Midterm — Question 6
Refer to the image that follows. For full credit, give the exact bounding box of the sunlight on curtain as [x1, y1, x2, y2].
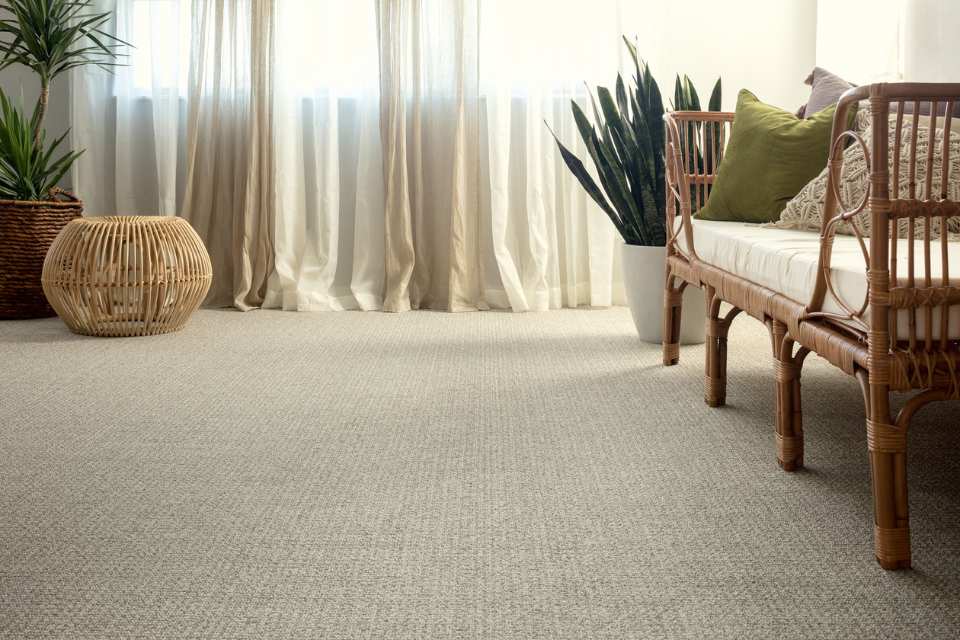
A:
[72, 0, 828, 312]
[267, 0, 385, 310]
[480, 0, 628, 310]
[376, 0, 482, 312]
[73, 0, 188, 218]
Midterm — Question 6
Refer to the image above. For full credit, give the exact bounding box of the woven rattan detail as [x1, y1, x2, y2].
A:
[42, 216, 212, 337]
[888, 286, 960, 308]
[705, 375, 725, 398]
[0, 198, 83, 318]
[866, 419, 907, 453]
[774, 359, 801, 383]
[889, 350, 960, 397]
[664, 88, 960, 569]
[874, 525, 911, 565]
[775, 433, 803, 464]
[663, 342, 680, 362]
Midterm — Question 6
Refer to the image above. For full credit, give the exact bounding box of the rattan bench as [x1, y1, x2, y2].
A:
[662, 82, 960, 570]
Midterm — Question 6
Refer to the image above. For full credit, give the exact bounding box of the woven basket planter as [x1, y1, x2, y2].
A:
[42, 216, 212, 337]
[0, 197, 83, 319]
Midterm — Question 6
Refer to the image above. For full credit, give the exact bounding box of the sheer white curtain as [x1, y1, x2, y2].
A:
[375, 0, 625, 311]
[72, 0, 825, 312]
[376, 0, 482, 312]
[266, 0, 384, 311]
[72, 0, 186, 219]
[73, 0, 275, 308]
[480, 0, 627, 310]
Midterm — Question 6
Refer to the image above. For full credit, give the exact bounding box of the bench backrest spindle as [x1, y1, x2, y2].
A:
[814, 83, 960, 395]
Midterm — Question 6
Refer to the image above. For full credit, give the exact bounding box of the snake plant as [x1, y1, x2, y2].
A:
[549, 37, 721, 246]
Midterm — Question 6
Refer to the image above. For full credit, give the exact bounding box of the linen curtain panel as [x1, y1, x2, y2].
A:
[73, 0, 635, 312]
[78, 0, 924, 311]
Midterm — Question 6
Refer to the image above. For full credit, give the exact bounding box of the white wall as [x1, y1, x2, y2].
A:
[0, 67, 70, 139]
[817, 0, 902, 83]
[627, 0, 818, 112]
[817, 0, 960, 84]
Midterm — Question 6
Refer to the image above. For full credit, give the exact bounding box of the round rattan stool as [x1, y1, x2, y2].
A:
[42, 216, 212, 337]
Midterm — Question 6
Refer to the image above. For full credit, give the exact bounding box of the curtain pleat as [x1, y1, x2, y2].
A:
[375, 0, 417, 312]
[376, 0, 481, 312]
[73, 0, 844, 314]
[180, 0, 274, 308]
[234, 0, 275, 310]
[446, 1, 482, 312]
[265, 1, 384, 311]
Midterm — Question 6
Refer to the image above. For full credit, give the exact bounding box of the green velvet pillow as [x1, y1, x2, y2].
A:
[697, 89, 837, 223]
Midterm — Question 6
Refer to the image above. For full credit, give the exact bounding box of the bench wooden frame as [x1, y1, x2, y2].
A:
[662, 83, 960, 569]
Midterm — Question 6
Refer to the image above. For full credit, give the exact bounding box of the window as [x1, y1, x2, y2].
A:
[123, 0, 189, 93]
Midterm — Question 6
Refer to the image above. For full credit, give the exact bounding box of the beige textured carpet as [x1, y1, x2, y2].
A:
[2, 308, 959, 639]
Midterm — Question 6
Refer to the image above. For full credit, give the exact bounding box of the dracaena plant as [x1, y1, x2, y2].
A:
[0, 90, 80, 199]
[549, 37, 721, 247]
[0, 0, 126, 200]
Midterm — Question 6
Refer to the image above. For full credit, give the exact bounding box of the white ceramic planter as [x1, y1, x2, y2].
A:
[621, 243, 705, 345]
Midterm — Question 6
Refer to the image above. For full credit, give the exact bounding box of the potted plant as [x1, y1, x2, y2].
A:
[549, 37, 720, 344]
[0, 0, 124, 319]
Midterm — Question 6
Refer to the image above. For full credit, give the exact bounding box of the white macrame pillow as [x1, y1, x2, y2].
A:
[773, 113, 960, 237]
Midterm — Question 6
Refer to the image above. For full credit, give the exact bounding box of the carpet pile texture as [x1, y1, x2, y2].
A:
[2, 309, 959, 639]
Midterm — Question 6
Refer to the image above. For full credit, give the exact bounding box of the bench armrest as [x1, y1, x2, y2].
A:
[810, 83, 960, 352]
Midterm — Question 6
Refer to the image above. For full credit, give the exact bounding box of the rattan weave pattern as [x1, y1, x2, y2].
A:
[0, 198, 83, 319]
[662, 83, 960, 570]
[42, 216, 212, 337]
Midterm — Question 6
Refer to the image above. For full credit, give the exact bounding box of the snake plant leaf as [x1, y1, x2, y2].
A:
[701, 77, 724, 195]
[622, 35, 641, 79]
[597, 87, 630, 155]
[607, 83, 645, 189]
[644, 66, 665, 172]
[571, 102, 632, 234]
[585, 83, 605, 132]
[684, 76, 702, 112]
[628, 92, 655, 181]
[547, 37, 720, 246]
[593, 129, 647, 243]
[598, 85, 645, 204]
[546, 122, 626, 237]
[591, 97, 648, 241]
[708, 77, 722, 112]
[615, 74, 630, 121]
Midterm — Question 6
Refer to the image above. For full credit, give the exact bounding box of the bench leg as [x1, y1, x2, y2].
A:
[768, 320, 808, 471]
[662, 275, 683, 366]
[858, 370, 912, 570]
[704, 287, 740, 407]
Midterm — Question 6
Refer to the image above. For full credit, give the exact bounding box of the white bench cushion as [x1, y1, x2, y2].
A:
[677, 218, 960, 340]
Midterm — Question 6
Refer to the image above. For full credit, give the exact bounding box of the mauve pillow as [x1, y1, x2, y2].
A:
[797, 67, 855, 118]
